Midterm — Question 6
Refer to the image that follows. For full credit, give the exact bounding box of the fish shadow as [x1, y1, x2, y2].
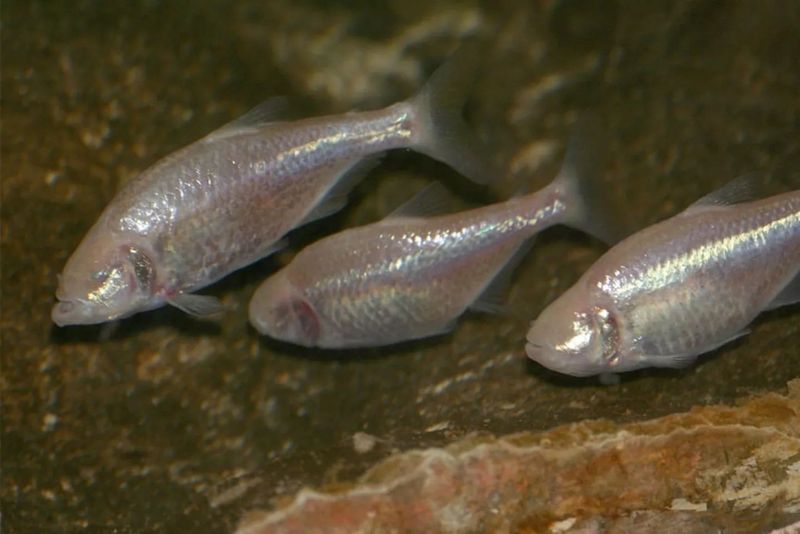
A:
[255, 325, 456, 364]
[523, 355, 716, 388]
[48, 306, 224, 344]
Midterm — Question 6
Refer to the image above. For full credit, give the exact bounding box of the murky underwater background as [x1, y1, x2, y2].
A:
[2, 0, 799, 531]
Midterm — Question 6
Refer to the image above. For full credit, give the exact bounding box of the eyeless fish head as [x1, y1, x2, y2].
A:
[525, 287, 621, 377]
[249, 272, 320, 347]
[52, 235, 156, 326]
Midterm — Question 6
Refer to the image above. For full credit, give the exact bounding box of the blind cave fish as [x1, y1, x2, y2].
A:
[526, 180, 800, 377]
[52, 48, 495, 326]
[248, 129, 618, 348]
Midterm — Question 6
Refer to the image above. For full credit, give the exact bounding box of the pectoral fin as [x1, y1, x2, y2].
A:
[168, 293, 226, 317]
[431, 318, 459, 337]
[641, 329, 751, 369]
[641, 351, 698, 369]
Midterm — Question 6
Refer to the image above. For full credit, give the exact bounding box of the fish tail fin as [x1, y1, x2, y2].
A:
[409, 43, 496, 186]
[551, 116, 628, 244]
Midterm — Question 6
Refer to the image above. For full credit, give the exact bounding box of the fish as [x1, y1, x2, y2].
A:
[248, 127, 618, 348]
[525, 179, 800, 377]
[51, 47, 495, 326]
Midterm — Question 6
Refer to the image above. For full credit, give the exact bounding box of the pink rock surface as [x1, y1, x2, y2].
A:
[238, 381, 800, 533]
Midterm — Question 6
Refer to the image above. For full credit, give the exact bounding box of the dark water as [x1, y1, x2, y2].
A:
[2, 0, 799, 531]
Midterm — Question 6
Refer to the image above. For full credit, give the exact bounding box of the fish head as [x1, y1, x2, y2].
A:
[249, 271, 321, 347]
[525, 285, 622, 377]
[52, 233, 158, 326]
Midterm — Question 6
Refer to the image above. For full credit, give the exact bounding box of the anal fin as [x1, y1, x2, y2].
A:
[767, 272, 800, 310]
[299, 197, 349, 226]
[263, 238, 288, 258]
[300, 154, 385, 226]
[469, 239, 536, 315]
[384, 181, 455, 221]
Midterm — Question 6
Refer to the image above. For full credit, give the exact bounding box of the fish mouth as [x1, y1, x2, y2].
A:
[525, 341, 598, 377]
[54, 300, 76, 314]
[524, 341, 550, 358]
[52, 300, 80, 327]
[51, 299, 104, 327]
[525, 341, 550, 362]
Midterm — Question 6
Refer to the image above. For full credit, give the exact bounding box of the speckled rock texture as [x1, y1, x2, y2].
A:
[237, 381, 800, 533]
[2, 0, 799, 532]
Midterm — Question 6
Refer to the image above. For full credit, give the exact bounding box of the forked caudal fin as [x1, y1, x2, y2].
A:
[551, 116, 628, 245]
[409, 42, 497, 186]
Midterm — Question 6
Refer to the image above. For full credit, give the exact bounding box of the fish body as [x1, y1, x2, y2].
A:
[52, 49, 492, 326]
[249, 129, 615, 348]
[526, 185, 800, 376]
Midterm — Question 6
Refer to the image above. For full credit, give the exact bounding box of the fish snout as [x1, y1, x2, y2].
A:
[248, 303, 273, 336]
[51, 299, 104, 326]
[525, 320, 601, 378]
[52, 300, 78, 327]
[524, 341, 543, 357]
[524, 340, 558, 369]
[248, 287, 290, 338]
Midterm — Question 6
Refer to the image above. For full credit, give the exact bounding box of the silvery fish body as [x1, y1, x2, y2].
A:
[526, 185, 800, 377]
[52, 50, 492, 326]
[248, 137, 614, 349]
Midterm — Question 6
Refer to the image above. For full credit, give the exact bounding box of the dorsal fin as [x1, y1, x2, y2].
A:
[384, 182, 456, 221]
[203, 97, 289, 142]
[682, 174, 759, 214]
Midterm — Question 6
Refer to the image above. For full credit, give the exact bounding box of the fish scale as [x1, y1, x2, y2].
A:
[623, 196, 798, 355]
[53, 46, 496, 326]
[248, 129, 617, 349]
[527, 187, 800, 376]
[318, 221, 520, 336]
